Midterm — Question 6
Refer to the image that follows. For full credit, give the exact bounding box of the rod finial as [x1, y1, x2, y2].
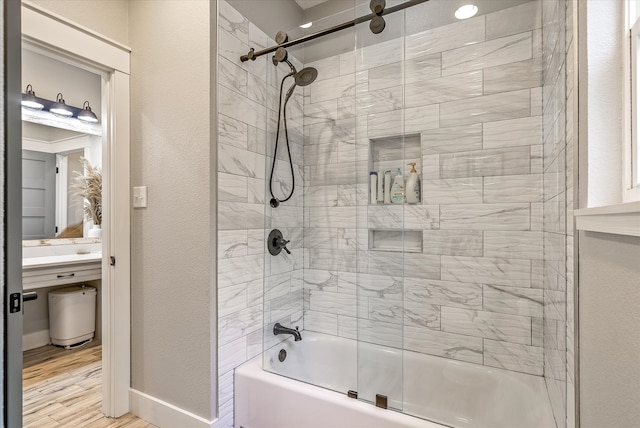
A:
[240, 48, 256, 62]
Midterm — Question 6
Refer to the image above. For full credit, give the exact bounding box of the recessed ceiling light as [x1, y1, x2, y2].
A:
[455, 4, 478, 20]
[300, 22, 312, 29]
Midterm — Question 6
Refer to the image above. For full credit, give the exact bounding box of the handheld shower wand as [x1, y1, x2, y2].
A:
[268, 46, 318, 208]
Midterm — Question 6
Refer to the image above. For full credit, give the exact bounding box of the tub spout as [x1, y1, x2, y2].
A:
[273, 323, 302, 341]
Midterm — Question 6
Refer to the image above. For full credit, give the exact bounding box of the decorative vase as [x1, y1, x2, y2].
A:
[88, 224, 102, 238]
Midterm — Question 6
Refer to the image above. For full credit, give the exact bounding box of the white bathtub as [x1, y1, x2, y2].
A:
[235, 332, 556, 428]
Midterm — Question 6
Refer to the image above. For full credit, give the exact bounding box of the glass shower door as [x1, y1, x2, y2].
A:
[262, 9, 362, 398]
[354, 0, 407, 411]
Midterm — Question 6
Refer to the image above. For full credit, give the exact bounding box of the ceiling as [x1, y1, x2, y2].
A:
[23, 121, 86, 144]
[294, 0, 328, 10]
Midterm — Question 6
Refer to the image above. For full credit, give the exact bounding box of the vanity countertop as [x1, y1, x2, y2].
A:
[23, 253, 102, 269]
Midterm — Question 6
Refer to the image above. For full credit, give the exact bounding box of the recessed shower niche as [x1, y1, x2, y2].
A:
[368, 133, 422, 204]
[368, 229, 423, 253]
[367, 133, 423, 253]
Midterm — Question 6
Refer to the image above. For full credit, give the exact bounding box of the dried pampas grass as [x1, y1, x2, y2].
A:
[71, 158, 102, 226]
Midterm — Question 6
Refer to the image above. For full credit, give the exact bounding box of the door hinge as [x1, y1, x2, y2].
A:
[55, 226, 58, 233]
[56, 167, 59, 174]
[110, 256, 116, 266]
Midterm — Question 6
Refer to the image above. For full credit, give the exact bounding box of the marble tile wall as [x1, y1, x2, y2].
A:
[216, 2, 304, 426]
[303, 1, 546, 378]
[542, 0, 575, 427]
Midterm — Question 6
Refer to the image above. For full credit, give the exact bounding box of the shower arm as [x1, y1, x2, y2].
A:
[239, 0, 430, 62]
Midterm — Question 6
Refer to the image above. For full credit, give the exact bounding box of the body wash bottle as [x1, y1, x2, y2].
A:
[405, 162, 421, 204]
[390, 167, 405, 204]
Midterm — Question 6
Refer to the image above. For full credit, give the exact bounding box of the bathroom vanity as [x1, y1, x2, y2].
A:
[23, 252, 101, 290]
[22, 238, 102, 351]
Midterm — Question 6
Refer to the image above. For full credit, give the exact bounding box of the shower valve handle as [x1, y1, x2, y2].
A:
[277, 237, 291, 254]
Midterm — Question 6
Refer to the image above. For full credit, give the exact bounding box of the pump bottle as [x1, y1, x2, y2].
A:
[405, 162, 421, 204]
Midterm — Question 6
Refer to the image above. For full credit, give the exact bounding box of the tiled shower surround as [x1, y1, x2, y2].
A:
[216, 1, 304, 426]
[216, 1, 573, 427]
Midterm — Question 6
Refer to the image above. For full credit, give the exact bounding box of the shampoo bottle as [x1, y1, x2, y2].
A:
[405, 162, 421, 204]
[369, 172, 377, 204]
[390, 167, 405, 204]
[384, 170, 392, 204]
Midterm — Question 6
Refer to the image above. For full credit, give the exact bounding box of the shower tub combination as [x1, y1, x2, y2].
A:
[229, 0, 563, 425]
[235, 332, 556, 428]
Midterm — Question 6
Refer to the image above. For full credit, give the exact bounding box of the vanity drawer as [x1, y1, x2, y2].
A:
[23, 262, 101, 290]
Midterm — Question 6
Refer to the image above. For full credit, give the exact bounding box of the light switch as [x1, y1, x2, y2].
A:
[133, 186, 148, 208]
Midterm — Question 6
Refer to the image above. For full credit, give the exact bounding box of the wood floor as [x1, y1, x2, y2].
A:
[23, 344, 156, 428]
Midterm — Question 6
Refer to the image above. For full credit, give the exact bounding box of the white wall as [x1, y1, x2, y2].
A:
[578, 231, 640, 428]
[129, 0, 214, 421]
[576, 4, 640, 428]
[28, 0, 129, 45]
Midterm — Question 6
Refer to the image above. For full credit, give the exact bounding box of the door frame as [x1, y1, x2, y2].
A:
[20, 2, 132, 417]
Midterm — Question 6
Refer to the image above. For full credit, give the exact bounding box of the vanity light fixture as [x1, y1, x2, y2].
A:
[21, 84, 44, 110]
[299, 22, 313, 29]
[454, 4, 478, 20]
[49, 92, 74, 117]
[77, 100, 99, 123]
[21, 88, 100, 124]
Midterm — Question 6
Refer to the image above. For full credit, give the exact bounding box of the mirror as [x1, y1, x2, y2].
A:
[22, 49, 103, 241]
[22, 122, 101, 240]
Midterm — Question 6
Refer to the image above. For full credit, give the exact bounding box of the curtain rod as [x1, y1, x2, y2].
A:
[239, 0, 430, 62]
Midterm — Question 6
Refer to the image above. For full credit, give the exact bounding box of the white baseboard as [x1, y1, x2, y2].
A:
[129, 388, 217, 428]
[23, 329, 50, 351]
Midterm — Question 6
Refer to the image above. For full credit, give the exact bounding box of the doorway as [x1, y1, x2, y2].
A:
[8, 3, 133, 424]
[21, 47, 105, 423]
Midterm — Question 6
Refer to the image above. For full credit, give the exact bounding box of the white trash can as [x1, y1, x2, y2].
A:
[48, 285, 96, 348]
